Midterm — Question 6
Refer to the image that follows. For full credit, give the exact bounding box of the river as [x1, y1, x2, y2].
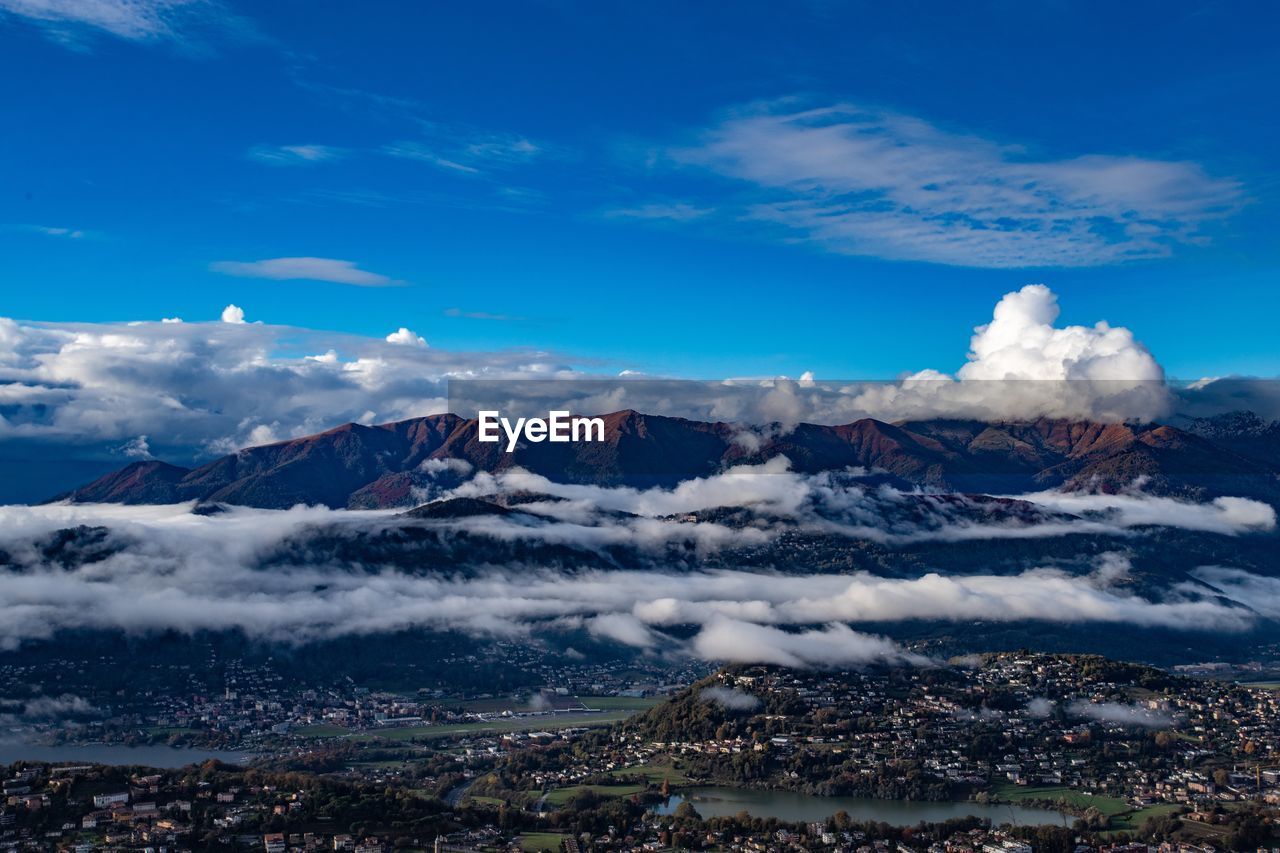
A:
[655, 786, 1068, 827]
[0, 741, 251, 768]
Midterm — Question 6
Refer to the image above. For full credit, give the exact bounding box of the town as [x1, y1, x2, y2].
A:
[4, 654, 1280, 851]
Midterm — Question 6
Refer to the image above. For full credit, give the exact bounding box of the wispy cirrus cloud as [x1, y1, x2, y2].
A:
[0, 0, 257, 50]
[385, 142, 482, 174]
[444, 307, 523, 322]
[4, 223, 89, 239]
[384, 122, 545, 176]
[210, 256, 403, 287]
[604, 202, 714, 222]
[661, 100, 1245, 268]
[247, 144, 345, 166]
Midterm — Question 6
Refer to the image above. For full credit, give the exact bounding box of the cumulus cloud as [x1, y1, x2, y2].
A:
[0, 284, 1266, 494]
[668, 101, 1243, 268]
[211, 257, 403, 287]
[118, 435, 152, 459]
[450, 285, 1174, 425]
[385, 327, 427, 347]
[832, 284, 1169, 423]
[960, 285, 1162, 382]
[0, 315, 570, 461]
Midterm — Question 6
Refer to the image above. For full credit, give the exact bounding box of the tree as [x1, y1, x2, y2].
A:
[675, 801, 702, 821]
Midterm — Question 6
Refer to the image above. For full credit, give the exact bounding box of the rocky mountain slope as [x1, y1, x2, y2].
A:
[54, 409, 1280, 508]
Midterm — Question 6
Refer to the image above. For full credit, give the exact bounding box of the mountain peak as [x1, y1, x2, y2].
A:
[52, 412, 1280, 509]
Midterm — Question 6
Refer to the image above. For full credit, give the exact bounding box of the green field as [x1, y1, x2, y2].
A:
[994, 783, 1128, 816]
[994, 784, 1180, 831]
[519, 832, 566, 852]
[543, 783, 648, 806]
[607, 758, 689, 784]
[1107, 803, 1182, 831]
[347, 710, 635, 742]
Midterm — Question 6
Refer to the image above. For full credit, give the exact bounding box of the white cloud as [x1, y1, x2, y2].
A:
[0, 284, 1262, 471]
[1067, 700, 1173, 728]
[247, 144, 345, 166]
[444, 308, 521, 322]
[385, 144, 481, 174]
[1188, 568, 1280, 621]
[0, 0, 254, 49]
[4, 224, 91, 239]
[723, 284, 1169, 424]
[32, 225, 86, 238]
[959, 285, 1162, 382]
[604, 203, 713, 222]
[211, 257, 402, 287]
[586, 613, 657, 648]
[385, 327, 427, 348]
[0, 0, 196, 40]
[0, 315, 569, 456]
[0, 503, 1263, 657]
[692, 618, 925, 668]
[670, 101, 1244, 268]
[118, 435, 152, 459]
[382, 120, 547, 179]
[700, 686, 761, 711]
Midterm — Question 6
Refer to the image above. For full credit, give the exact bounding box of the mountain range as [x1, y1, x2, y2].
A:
[53, 409, 1280, 509]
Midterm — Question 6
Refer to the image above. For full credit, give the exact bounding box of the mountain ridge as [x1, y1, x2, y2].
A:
[52, 409, 1280, 509]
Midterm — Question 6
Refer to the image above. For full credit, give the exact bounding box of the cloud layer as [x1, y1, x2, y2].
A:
[0, 314, 568, 457]
[0, 473, 1269, 664]
[0, 284, 1272, 500]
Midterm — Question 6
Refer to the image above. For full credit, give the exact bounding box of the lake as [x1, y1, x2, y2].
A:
[0, 741, 251, 768]
[655, 786, 1068, 827]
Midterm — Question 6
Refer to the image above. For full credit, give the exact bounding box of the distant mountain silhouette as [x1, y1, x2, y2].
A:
[53, 409, 1280, 508]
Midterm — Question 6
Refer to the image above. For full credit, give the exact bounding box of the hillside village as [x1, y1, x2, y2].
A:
[14, 654, 1278, 850]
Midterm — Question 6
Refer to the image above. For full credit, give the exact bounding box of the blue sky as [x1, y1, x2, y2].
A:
[1, 0, 1277, 379]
